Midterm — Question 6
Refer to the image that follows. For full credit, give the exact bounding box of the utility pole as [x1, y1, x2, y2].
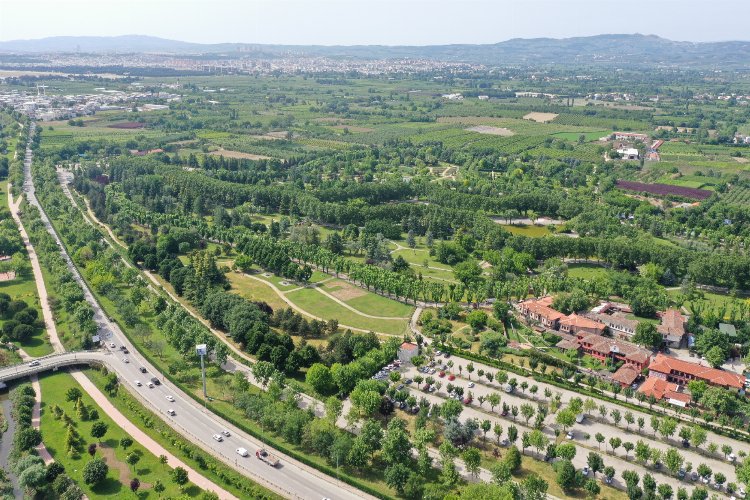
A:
[196, 343, 207, 398]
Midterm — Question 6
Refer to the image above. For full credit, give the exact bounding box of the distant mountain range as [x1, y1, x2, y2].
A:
[1, 34, 750, 67]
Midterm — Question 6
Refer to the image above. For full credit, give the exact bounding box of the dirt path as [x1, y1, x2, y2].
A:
[8, 187, 63, 354]
[71, 370, 237, 500]
[242, 273, 401, 336]
[312, 285, 411, 320]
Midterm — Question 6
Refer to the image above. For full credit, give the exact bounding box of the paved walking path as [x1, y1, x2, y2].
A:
[71, 370, 237, 500]
[8, 187, 63, 354]
[18, 162, 236, 499]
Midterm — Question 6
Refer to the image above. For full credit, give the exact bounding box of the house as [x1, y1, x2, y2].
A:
[612, 364, 640, 387]
[617, 147, 640, 160]
[588, 312, 639, 340]
[398, 342, 420, 363]
[612, 132, 649, 142]
[558, 333, 651, 371]
[638, 377, 692, 407]
[559, 314, 606, 336]
[657, 309, 687, 348]
[518, 297, 564, 330]
[647, 353, 745, 392]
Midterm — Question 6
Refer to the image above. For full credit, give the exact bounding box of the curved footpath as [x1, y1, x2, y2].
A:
[26, 135, 369, 500]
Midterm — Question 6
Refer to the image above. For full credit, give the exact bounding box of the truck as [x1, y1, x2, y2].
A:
[256, 448, 280, 467]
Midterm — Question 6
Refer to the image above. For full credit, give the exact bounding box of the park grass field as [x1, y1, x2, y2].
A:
[567, 263, 610, 280]
[501, 224, 556, 237]
[285, 287, 410, 335]
[319, 279, 414, 318]
[39, 371, 200, 498]
[226, 270, 289, 311]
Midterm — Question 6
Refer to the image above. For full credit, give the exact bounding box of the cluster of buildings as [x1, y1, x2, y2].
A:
[0, 87, 180, 121]
[518, 296, 745, 407]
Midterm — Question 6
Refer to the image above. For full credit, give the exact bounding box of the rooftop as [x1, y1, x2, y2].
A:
[639, 377, 692, 405]
[649, 353, 745, 389]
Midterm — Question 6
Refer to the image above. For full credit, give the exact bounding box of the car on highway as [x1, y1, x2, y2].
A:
[212, 434, 223, 442]
[236, 447, 249, 457]
[147, 382, 155, 388]
[166, 409, 176, 416]
[221, 430, 231, 437]
[135, 380, 142, 387]
[139, 367, 147, 373]
[150, 377, 161, 386]
[108, 342, 116, 348]
[165, 395, 175, 402]
[28, 360, 40, 367]
[123, 358, 129, 363]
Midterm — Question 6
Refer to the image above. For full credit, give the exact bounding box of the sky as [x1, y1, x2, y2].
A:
[1, 0, 748, 45]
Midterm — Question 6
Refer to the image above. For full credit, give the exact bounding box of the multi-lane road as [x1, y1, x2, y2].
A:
[19, 124, 369, 500]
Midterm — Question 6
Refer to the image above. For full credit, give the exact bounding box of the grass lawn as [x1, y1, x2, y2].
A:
[501, 224, 556, 237]
[285, 288, 410, 336]
[226, 270, 288, 311]
[85, 369, 282, 500]
[567, 263, 610, 280]
[39, 371, 202, 498]
[319, 279, 414, 318]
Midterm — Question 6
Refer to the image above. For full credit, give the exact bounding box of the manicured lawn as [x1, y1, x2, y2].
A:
[320, 279, 414, 318]
[39, 371, 201, 498]
[568, 263, 610, 280]
[285, 288, 410, 336]
[501, 224, 556, 237]
[226, 270, 288, 311]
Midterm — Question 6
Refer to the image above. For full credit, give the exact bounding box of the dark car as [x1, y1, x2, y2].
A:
[139, 367, 147, 374]
[150, 377, 161, 386]
[682, 439, 690, 448]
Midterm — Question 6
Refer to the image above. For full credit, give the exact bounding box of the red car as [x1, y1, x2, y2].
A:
[438, 371, 445, 378]
[462, 397, 472, 405]
[448, 374, 456, 381]
[422, 384, 430, 391]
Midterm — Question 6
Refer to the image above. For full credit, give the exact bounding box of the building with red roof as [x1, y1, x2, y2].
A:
[519, 297, 564, 329]
[398, 342, 420, 363]
[648, 353, 745, 391]
[638, 377, 692, 407]
[657, 308, 688, 347]
[560, 314, 606, 336]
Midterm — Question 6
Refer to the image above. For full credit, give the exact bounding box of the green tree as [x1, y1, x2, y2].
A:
[125, 451, 141, 473]
[171, 466, 189, 489]
[587, 452, 604, 477]
[555, 459, 578, 492]
[90, 421, 108, 443]
[632, 322, 663, 349]
[462, 447, 481, 478]
[82, 458, 108, 485]
[306, 363, 334, 395]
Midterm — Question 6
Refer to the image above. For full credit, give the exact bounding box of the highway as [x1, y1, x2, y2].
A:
[19, 124, 370, 500]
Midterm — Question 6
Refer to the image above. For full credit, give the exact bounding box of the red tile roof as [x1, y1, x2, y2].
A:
[520, 299, 564, 322]
[649, 354, 745, 389]
[612, 365, 639, 386]
[400, 342, 419, 351]
[657, 309, 686, 336]
[560, 314, 606, 331]
[579, 333, 651, 365]
[639, 377, 691, 404]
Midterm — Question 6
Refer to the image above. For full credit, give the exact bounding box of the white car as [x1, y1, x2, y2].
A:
[123, 357, 129, 363]
[28, 360, 40, 367]
[135, 380, 142, 387]
[109, 342, 116, 348]
[236, 447, 249, 457]
[566, 431, 574, 440]
[165, 395, 175, 402]
[221, 430, 231, 437]
[167, 409, 176, 416]
[212, 434, 223, 442]
[468, 382, 475, 388]
[147, 382, 155, 388]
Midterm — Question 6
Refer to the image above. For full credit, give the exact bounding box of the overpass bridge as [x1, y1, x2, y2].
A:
[0, 351, 108, 385]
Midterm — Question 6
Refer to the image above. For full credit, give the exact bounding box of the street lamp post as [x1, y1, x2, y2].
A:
[196, 344, 207, 399]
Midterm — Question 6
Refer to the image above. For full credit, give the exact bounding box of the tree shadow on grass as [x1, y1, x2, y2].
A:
[91, 476, 123, 495]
